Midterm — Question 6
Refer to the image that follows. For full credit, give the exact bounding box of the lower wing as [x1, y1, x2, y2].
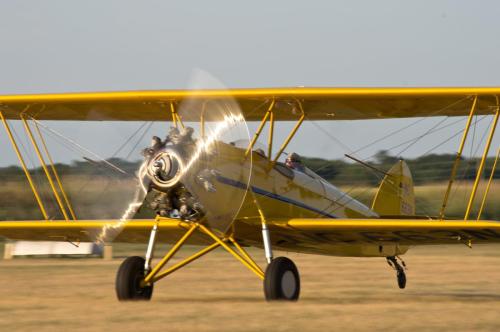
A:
[1, 218, 500, 256]
[234, 218, 500, 256]
[0, 219, 210, 245]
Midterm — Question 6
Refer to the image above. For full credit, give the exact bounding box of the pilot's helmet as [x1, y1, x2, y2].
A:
[285, 152, 302, 168]
[288, 153, 302, 163]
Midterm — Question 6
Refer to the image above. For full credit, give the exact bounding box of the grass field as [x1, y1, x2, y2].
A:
[342, 181, 500, 220]
[1, 243, 500, 331]
[1, 176, 499, 331]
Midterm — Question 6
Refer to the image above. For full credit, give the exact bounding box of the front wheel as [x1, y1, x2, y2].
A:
[263, 257, 300, 301]
[116, 256, 153, 301]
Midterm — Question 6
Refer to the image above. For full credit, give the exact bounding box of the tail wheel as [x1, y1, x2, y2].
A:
[397, 270, 407, 289]
[264, 257, 300, 301]
[116, 256, 153, 301]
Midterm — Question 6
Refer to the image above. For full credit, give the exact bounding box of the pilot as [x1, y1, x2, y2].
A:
[285, 153, 305, 172]
[254, 148, 266, 158]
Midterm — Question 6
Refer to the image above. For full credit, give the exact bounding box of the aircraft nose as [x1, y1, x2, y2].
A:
[147, 150, 183, 189]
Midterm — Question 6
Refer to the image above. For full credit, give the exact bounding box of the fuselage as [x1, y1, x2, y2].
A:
[147, 140, 407, 257]
[238, 151, 378, 220]
[229, 148, 408, 257]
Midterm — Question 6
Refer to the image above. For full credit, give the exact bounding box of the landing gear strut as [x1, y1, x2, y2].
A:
[258, 197, 300, 301]
[115, 216, 302, 302]
[386, 256, 407, 289]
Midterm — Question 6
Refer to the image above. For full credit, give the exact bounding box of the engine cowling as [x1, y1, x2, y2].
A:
[146, 148, 184, 190]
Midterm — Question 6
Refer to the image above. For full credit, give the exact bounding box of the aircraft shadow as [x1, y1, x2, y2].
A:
[155, 296, 264, 304]
[299, 292, 500, 304]
[153, 291, 500, 304]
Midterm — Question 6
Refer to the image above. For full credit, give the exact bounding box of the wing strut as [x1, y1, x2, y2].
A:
[477, 147, 500, 219]
[32, 120, 77, 220]
[141, 218, 265, 287]
[245, 99, 275, 157]
[21, 115, 71, 221]
[465, 106, 499, 220]
[273, 102, 305, 163]
[439, 96, 478, 219]
[0, 110, 49, 220]
[1, 110, 77, 221]
[169, 101, 184, 129]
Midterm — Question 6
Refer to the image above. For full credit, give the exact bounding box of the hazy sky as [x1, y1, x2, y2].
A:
[1, 1, 500, 166]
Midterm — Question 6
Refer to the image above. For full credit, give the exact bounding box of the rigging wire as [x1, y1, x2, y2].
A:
[306, 110, 490, 217]
[84, 119, 152, 204]
[411, 116, 486, 215]
[352, 96, 470, 155]
[357, 116, 474, 213]
[31, 118, 129, 175]
[111, 122, 149, 158]
[305, 118, 354, 155]
[421, 116, 488, 156]
[32, 120, 136, 218]
[396, 117, 449, 157]
[351, 116, 482, 216]
[125, 121, 154, 160]
[363, 117, 466, 161]
[93, 121, 155, 206]
[281, 116, 456, 217]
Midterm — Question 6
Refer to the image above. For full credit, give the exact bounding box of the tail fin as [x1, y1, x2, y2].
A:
[371, 160, 415, 216]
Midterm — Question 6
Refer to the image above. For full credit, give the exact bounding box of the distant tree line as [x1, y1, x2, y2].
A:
[0, 157, 139, 182]
[0, 151, 498, 186]
[302, 150, 499, 186]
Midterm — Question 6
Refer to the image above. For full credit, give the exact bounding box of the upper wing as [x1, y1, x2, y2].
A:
[1, 87, 499, 121]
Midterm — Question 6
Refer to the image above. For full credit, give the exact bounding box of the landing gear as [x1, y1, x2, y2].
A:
[116, 256, 153, 301]
[386, 256, 407, 289]
[397, 270, 406, 289]
[257, 195, 300, 301]
[115, 220, 299, 302]
[264, 257, 300, 301]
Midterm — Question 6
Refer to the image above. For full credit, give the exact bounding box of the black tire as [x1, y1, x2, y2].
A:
[116, 256, 153, 301]
[397, 270, 406, 289]
[264, 257, 300, 301]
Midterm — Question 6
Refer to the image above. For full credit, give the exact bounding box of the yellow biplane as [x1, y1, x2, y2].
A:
[0, 86, 499, 301]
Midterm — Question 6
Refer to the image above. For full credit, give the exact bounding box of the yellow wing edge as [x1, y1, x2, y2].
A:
[2, 218, 500, 250]
[2, 86, 500, 102]
[1, 86, 499, 121]
[0, 219, 211, 245]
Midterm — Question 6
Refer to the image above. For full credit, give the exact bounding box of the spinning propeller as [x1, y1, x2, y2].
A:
[95, 71, 253, 242]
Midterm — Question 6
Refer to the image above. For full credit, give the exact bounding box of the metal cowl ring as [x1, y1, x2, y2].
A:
[147, 148, 184, 190]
